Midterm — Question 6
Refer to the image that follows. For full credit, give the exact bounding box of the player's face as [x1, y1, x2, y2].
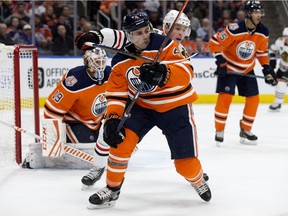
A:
[130, 26, 151, 50]
[250, 10, 262, 25]
[167, 24, 188, 44]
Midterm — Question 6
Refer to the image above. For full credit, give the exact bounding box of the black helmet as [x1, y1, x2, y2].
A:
[122, 12, 150, 33]
[244, 1, 264, 15]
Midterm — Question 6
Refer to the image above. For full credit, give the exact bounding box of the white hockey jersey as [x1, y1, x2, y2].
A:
[269, 37, 288, 72]
[99, 28, 189, 58]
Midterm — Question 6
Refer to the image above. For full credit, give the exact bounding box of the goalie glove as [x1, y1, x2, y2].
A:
[75, 31, 104, 50]
[262, 65, 277, 86]
[139, 62, 170, 87]
[103, 115, 125, 148]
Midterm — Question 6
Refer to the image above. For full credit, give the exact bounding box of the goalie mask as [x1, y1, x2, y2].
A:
[163, 10, 191, 37]
[84, 47, 107, 84]
[122, 12, 152, 43]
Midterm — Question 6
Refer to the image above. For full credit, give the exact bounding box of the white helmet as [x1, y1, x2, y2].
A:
[84, 47, 107, 84]
[163, 10, 191, 36]
[283, 27, 288, 37]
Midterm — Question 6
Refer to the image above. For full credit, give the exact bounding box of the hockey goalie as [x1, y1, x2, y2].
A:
[23, 47, 111, 170]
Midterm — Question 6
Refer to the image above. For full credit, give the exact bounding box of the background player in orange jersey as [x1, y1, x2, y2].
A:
[23, 48, 112, 170]
[209, 1, 277, 146]
[87, 12, 211, 209]
[268, 27, 288, 111]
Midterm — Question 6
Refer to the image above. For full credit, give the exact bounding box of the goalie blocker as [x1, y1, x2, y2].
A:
[23, 119, 102, 169]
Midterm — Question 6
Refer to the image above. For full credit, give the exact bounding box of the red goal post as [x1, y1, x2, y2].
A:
[0, 44, 40, 165]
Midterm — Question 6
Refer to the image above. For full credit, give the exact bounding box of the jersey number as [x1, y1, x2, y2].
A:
[52, 90, 63, 103]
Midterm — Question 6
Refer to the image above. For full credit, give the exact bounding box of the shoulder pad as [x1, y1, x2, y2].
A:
[228, 23, 239, 31]
[63, 66, 94, 91]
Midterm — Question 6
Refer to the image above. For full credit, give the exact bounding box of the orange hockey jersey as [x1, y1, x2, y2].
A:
[44, 65, 111, 131]
[209, 20, 269, 73]
[105, 33, 198, 118]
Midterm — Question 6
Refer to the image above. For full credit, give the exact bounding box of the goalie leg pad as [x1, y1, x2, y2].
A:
[42, 119, 66, 157]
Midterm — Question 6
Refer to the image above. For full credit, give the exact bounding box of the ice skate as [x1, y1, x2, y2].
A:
[81, 166, 105, 190]
[87, 185, 121, 209]
[269, 103, 281, 112]
[192, 179, 212, 202]
[239, 128, 258, 145]
[215, 130, 224, 147]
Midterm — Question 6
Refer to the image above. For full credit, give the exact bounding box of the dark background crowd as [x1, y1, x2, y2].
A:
[0, 0, 246, 56]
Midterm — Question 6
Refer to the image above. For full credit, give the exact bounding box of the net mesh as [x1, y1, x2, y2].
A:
[0, 45, 38, 166]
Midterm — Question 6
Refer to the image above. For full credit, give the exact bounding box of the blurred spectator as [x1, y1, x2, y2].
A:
[61, 5, 73, 31]
[197, 18, 215, 42]
[0, 22, 15, 45]
[215, 9, 231, 30]
[216, 18, 230, 32]
[0, 2, 12, 22]
[77, 16, 89, 32]
[110, 1, 130, 28]
[52, 14, 73, 38]
[182, 37, 210, 56]
[82, 21, 94, 33]
[235, 9, 245, 22]
[148, 9, 162, 30]
[193, 1, 208, 21]
[51, 24, 73, 55]
[5, 2, 30, 26]
[186, 8, 200, 40]
[40, 5, 57, 29]
[18, 24, 33, 45]
[213, 0, 226, 25]
[7, 16, 22, 43]
[192, 37, 210, 56]
[35, 14, 52, 43]
[28, 1, 46, 16]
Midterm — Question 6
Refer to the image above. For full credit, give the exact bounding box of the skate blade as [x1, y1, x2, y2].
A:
[87, 201, 116, 209]
[269, 109, 280, 112]
[240, 138, 257, 145]
[216, 141, 223, 147]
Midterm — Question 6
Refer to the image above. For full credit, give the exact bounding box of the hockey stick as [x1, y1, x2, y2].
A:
[0, 120, 94, 164]
[84, 42, 195, 65]
[116, 0, 189, 133]
[210, 67, 265, 79]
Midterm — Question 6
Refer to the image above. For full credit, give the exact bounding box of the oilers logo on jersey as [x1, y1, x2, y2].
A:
[126, 66, 156, 92]
[92, 93, 107, 116]
[237, 41, 255, 60]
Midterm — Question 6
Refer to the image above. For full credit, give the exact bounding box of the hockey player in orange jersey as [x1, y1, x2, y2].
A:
[209, 1, 277, 146]
[87, 12, 211, 209]
[23, 48, 112, 169]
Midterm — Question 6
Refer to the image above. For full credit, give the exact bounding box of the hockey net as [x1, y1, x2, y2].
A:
[0, 44, 40, 166]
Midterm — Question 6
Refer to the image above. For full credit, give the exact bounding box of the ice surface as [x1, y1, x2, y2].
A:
[0, 104, 288, 216]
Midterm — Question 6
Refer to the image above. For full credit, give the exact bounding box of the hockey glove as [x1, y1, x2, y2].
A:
[75, 31, 103, 50]
[262, 65, 277, 86]
[103, 116, 125, 148]
[215, 55, 227, 77]
[139, 63, 170, 87]
[269, 53, 277, 69]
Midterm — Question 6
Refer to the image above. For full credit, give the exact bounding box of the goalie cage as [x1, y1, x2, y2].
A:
[0, 44, 40, 166]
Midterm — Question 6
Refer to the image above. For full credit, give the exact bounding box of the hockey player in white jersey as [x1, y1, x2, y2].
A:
[269, 27, 288, 111]
[75, 10, 191, 57]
